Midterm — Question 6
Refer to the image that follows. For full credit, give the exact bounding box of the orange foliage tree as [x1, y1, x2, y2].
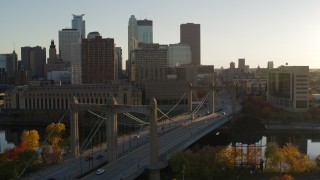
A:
[46, 122, 65, 163]
[21, 130, 40, 150]
[279, 143, 312, 173]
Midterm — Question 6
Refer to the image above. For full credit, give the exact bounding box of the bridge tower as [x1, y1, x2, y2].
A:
[148, 98, 163, 180]
[107, 98, 118, 161]
[208, 83, 215, 114]
[188, 82, 193, 113]
[187, 82, 215, 114]
[232, 83, 236, 113]
[70, 97, 80, 157]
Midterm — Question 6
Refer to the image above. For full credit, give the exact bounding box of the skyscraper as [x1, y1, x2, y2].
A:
[268, 61, 274, 69]
[30, 46, 46, 79]
[180, 23, 201, 65]
[20, 46, 46, 79]
[230, 62, 235, 69]
[21, 47, 32, 70]
[238, 58, 245, 73]
[82, 34, 117, 84]
[131, 43, 168, 87]
[116, 47, 123, 79]
[167, 44, 192, 68]
[0, 51, 18, 84]
[137, 19, 153, 44]
[72, 14, 86, 39]
[128, 15, 138, 58]
[59, 28, 81, 84]
[44, 40, 68, 80]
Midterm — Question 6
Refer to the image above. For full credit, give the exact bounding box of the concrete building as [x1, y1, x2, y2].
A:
[87, 31, 100, 40]
[197, 65, 215, 84]
[144, 81, 188, 105]
[47, 71, 71, 84]
[59, 29, 82, 84]
[20, 46, 46, 79]
[167, 44, 192, 68]
[131, 43, 168, 87]
[267, 66, 309, 112]
[176, 64, 198, 84]
[72, 14, 86, 39]
[230, 62, 235, 69]
[82, 35, 117, 84]
[0, 51, 18, 84]
[3, 80, 142, 111]
[137, 19, 153, 44]
[14, 70, 32, 86]
[180, 23, 201, 65]
[21, 47, 32, 70]
[44, 40, 68, 80]
[238, 58, 245, 73]
[268, 61, 274, 69]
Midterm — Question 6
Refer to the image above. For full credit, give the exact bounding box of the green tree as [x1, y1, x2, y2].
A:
[0, 159, 19, 179]
[170, 151, 188, 178]
[265, 142, 280, 172]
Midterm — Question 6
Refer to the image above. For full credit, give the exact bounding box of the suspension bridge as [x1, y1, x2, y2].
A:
[21, 83, 238, 180]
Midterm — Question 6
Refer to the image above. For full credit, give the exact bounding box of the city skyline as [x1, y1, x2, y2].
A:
[1, 0, 320, 68]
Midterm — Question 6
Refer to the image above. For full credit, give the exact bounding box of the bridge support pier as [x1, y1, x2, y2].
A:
[232, 83, 236, 113]
[188, 82, 193, 113]
[107, 98, 118, 162]
[70, 97, 79, 157]
[148, 98, 161, 180]
[208, 83, 215, 114]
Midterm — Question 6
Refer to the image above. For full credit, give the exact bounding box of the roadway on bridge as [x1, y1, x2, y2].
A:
[23, 90, 235, 179]
[23, 113, 192, 180]
[82, 113, 228, 180]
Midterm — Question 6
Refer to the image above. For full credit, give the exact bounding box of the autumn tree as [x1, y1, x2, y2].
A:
[21, 130, 40, 150]
[279, 143, 312, 173]
[315, 154, 320, 170]
[46, 122, 66, 163]
[46, 123, 65, 147]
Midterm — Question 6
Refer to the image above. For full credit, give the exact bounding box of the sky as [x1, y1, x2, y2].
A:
[1, 0, 320, 69]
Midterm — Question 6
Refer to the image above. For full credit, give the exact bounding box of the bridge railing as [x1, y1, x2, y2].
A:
[159, 115, 233, 162]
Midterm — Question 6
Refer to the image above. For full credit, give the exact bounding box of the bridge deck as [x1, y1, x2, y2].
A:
[83, 113, 231, 180]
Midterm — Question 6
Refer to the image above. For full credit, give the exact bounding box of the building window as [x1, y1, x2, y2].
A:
[296, 100, 307, 108]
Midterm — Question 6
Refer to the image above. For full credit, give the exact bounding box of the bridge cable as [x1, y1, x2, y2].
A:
[81, 109, 111, 153]
[187, 92, 209, 118]
[123, 112, 149, 125]
[157, 89, 187, 121]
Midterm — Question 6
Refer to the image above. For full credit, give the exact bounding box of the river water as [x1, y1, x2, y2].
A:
[1, 128, 320, 160]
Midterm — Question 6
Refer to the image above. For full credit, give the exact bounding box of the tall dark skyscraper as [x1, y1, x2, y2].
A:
[21, 46, 46, 79]
[180, 23, 201, 65]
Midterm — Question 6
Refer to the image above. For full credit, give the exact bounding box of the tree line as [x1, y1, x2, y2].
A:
[0, 122, 68, 179]
[170, 143, 320, 179]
